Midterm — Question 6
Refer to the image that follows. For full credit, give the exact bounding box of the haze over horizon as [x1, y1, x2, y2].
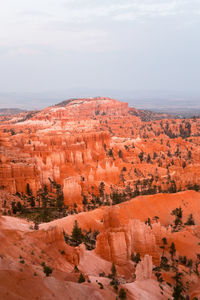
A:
[1, 0, 200, 109]
[1, 4, 200, 298]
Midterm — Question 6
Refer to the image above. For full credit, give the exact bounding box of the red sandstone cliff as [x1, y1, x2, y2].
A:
[1, 190, 200, 299]
[0, 97, 200, 209]
[0, 97, 200, 299]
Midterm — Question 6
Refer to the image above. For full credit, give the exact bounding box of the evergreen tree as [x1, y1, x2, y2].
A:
[170, 242, 176, 260]
[131, 252, 141, 264]
[162, 237, 167, 245]
[169, 180, 177, 193]
[172, 272, 185, 300]
[118, 149, 123, 158]
[111, 262, 117, 277]
[82, 195, 88, 206]
[71, 220, 83, 245]
[41, 184, 48, 209]
[78, 273, 85, 283]
[26, 183, 32, 196]
[99, 182, 105, 199]
[138, 152, 144, 162]
[147, 154, 151, 163]
[160, 237, 167, 256]
[42, 263, 53, 277]
[185, 214, 195, 226]
[56, 183, 64, 210]
[171, 207, 183, 230]
[119, 288, 127, 299]
[108, 149, 113, 157]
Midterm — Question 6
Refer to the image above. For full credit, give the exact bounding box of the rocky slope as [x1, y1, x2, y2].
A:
[0, 97, 200, 299]
[0, 191, 200, 299]
[0, 97, 199, 206]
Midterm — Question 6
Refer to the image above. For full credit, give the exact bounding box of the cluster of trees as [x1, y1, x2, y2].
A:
[152, 209, 199, 299]
[80, 176, 199, 213]
[171, 207, 195, 232]
[138, 146, 193, 169]
[10, 179, 65, 223]
[153, 239, 192, 299]
[108, 263, 127, 298]
[63, 220, 99, 250]
[41, 262, 53, 277]
[159, 120, 192, 139]
[8, 174, 199, 226]
[66, 226, 126, 299]
[131, 252, 141, 264]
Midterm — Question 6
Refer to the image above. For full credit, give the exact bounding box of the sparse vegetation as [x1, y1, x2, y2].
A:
[78, 273, 85, 283]
[63, 220, 99, 250]
[185, 214, 195, 226]
[131, 252, 141, 264]
[42, 263, 53, 277]
[119, 288, 127, 299]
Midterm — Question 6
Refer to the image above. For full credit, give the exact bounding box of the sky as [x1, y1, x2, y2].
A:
[0, 0, 200, 108]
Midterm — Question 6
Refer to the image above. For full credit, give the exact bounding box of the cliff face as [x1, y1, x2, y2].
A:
[0, 97, 200, 299]
[0, 130, 112, 202]
[95, 206, 167, 265]
[0, 97, 200, 209]
[1, 190, 200, 299]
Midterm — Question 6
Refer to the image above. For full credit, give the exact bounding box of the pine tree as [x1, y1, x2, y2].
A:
[42, 263, 53, 277]
[185, 214, 195, 226]
[82, 195, 88, 206]
[71, 220, 83, 245]
[55, 183, 64, 210]
[119, 288, 127, 299]
[26, 183, 32, 196]
[171, 207, 183, 230]
[147, 154, 151, 163]
[162, 237, 167, 245]
[40, 184, 48, 209]
[111, 262, 117, 277]
[131, 252, 141, 264]
[108, 149, 113, 157]
[172, 272, 185, 299]
[78, 273, 85, 283]
[118, 149, 123, 158]
[170, 242, 176, 260]
[99, 182, 105, 198]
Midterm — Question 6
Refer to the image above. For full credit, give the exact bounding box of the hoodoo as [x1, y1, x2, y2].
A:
[0, 97, 200, 299]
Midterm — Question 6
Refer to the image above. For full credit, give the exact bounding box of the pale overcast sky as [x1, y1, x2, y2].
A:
[0, 0, 200, 105]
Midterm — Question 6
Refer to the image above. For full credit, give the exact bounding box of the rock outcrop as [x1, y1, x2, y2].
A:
[96, 207, 162, 265]
[135, 255, 153, 281]
[0, 97, 200, 299]
[1, 97, 200, 208]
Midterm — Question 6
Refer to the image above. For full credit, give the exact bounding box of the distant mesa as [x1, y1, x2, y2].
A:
[55, 97, 115, 107]
[0, 97, 180, 122]
[0, 108, 26, 116]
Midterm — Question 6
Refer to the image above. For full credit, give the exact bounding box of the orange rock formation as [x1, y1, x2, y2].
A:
[0, 97, 200, 299]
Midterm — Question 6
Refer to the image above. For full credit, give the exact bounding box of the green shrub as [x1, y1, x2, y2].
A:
[42, 262, 53, 277]
[131, 252, 141, 264]
[119, 288, 127, 299]
[78, 273, 85, 283]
